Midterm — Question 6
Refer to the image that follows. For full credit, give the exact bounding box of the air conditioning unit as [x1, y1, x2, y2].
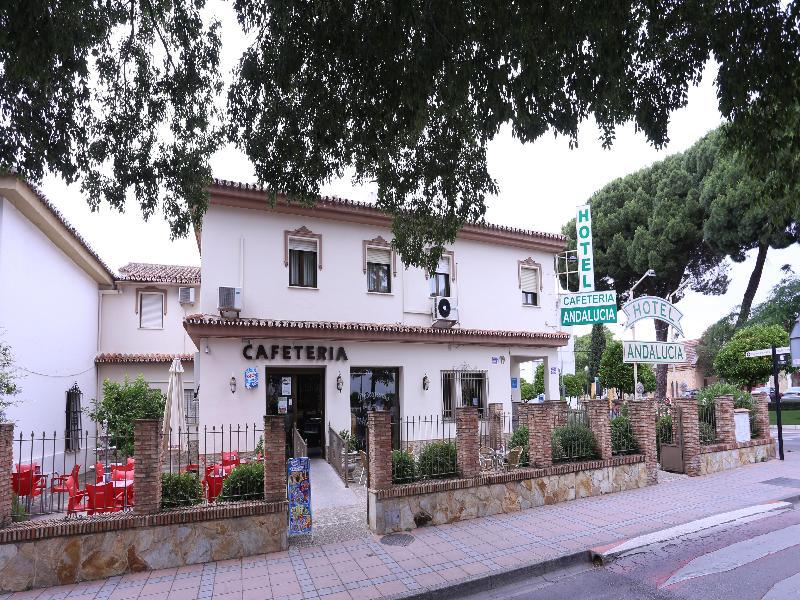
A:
[432, 296, 458, 328]
[178, 287, 195, 304]
[218, 286, 242, 316]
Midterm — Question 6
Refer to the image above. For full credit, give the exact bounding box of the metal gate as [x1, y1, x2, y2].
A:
[656, 402, 684, 473]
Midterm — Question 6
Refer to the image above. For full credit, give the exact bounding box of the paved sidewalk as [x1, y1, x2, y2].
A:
[5, 455, 799, 600]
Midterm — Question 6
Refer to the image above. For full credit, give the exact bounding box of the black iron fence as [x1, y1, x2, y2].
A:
[327, 426, 352, 487]
[552, 406, 598, 463]
[610, 410, 639, 455]
[698, 404, 717, 445]
[393, 415, 457, 484]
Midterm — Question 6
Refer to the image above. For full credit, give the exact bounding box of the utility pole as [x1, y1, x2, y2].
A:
[772, 345, 785, 461]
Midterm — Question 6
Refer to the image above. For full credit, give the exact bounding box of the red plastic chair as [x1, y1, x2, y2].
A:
[94, 462, 105, 483]
[65, 476, 88, 516]
[126, 457, 135, 468]
[221, 451, 240, 467]
[12, 469, 46, 499]
[51, 464, 81, 511]
[205, 474, 224, 502]
[15, 463, 38, 473]
[111, 468, 134, 482]
[85, 482, 124, 515]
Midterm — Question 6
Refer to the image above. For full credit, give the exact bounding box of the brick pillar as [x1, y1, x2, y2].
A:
[0, 423, 13, 527]
[753, 393, 770, 439]
[714, 395, 736, 445]
[488, 403, 503, 450]
[262, 416, 286, 502]
[524, 402, 555, 468]
[455, 406, 480, 478]
[676, 398, 701, 477]
[586, 399, 612, 460]
[627, 399, 658, 485]
[133, 419, 163, 514]
[553, 401, 568, 427]
[367, 410, 392, 490]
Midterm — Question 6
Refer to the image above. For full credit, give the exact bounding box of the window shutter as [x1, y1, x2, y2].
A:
[520, 267, 539, 293]
[436, 256, 451, 274]
[140, 293, 163, 328]
[366, 246, 391, 266]
[289, 237, 317, 252]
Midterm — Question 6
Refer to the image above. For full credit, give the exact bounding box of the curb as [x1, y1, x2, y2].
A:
[389, 549, 591, 600]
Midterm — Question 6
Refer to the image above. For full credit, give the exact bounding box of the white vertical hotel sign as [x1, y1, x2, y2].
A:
[576, 204, 595, 292]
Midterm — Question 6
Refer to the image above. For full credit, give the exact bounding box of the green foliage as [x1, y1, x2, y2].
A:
[599, 341, 656, 394]
[254, 436, 263, 456]
[748, 271, 800, 332]
[713, 324, 790, 389]
[551, 424, 598, 462]
[338, 430, 358, 452]
[561, 374, 585, 398]
[610, 416, 638, 455]
[656, 415, 673, 445]
[218, 463, 264, 502]
[699, 421, 717, 445]
[696, 313, 738, 377]
[589, 325, 608, 381]
[508, 426, 530, 466]
[533, 364, 545, 397]
[696, 382, 750, 407]
[417, 442, 457, 480]
[0, 339, 20, 421]
[519, 378, 537, 402]
[11, 494, 27, 522]
[161, 472, 203, 509]
[391, 450, 416, 484]
[88, 376, 166, 457]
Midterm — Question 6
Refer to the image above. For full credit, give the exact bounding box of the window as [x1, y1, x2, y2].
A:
[441, 370, 487, 419]
[429, 256, 451, 297]
[520, 265, 540, 306]
[65, 384, 82, 452]
[350, 367, 400, 449]
[139, 292, 164, 329]
[366, 246, 391, 293]
[288, 237, 318, 287]
[184, 388, 199, 426]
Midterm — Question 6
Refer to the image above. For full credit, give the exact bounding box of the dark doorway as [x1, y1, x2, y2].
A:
[265, 368, 325, 458]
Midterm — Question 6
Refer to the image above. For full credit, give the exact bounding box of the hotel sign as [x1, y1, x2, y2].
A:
[621, 296, 684, 336]
[243, 344, 348, 361]
[575, 204, 595, 292]
[560, 291, 618, 326]
[623, 341, 686, 364]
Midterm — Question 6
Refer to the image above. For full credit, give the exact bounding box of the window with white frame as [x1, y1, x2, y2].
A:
[366, 246, 392, 293]
[429, 255, 451, 297]
[139, 292, 164, 329]
[288, 237, 318, 287]
[520, 265, 540, 306]
[184, 388, 199, 426]
[441, 370, 488, 419]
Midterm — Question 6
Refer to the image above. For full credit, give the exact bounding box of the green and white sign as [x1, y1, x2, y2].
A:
[623, 341, 686, 364]
[560, 291, 618, 326]
[621, 295, 684, 337]
[575, 204, 595, 292]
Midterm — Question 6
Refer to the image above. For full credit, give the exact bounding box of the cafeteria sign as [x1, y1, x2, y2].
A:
[623, 341, 686, 364]
[621, 296, 684, 337]
[560, 291, 618, 326]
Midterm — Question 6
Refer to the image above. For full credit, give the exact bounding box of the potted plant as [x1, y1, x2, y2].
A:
[338, 429, 359, 474]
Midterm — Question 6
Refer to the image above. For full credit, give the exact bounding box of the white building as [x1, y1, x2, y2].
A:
[186, 180, 570, 453]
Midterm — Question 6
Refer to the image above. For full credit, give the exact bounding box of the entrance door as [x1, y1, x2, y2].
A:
[657, 403, 685, 473]
[265, 368, 325, 458]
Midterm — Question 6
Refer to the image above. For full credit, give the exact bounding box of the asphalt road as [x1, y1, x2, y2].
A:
[465, 502, 800, 600]
[775, 428, 800, 454]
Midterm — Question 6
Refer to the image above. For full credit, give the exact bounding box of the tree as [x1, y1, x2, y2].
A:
[599, 341, 657, 395]
[0, 339, 20, 421]
[89, 376, 166, 457]
[695, 312, 738, 378]
[574, 326, 613, 378]
[519, 378, 536, 402]
[561, 374, 585, 399]
[533, 364, 545, 397]
[748, 269, 800, 331]
[3, 4, 799, 270]
[588, 325, 609, 381]
[713, 324, 790, 389]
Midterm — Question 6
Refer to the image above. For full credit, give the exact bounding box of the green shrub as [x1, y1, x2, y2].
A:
[254, 436, 264, 456]
[339, 429, 358, 452]
[508, 426, 530, 466]
[610, 416, 638, 454]
[696, 382, 750, 407]
[391, 450, 416, 484]
[699, 421, 716, 445]
[551, 424, 597, 462]
[161, 472, 203, 508]
[11, 494, 27, 522]
[656, 414, 673, 444]
[417, 441, 457, 479]
[218, 462, 264, 502]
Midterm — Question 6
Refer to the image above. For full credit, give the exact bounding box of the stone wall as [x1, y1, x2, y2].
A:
[697, 438, 775, 476]
[0, 502, 288, 592]
[368, 455, 646, 534]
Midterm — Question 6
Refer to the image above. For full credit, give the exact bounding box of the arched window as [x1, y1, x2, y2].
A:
[65, 383, 83, 452]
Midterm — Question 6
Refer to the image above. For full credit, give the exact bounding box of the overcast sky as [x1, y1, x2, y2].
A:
[38, 4, 800, 341]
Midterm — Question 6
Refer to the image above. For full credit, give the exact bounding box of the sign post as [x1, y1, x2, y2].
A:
[744, 345, 790, 461]
[575, 205, 595, 292]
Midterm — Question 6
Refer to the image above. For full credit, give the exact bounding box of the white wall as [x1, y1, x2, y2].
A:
[199, 205, 562, 333]
[99, 283, 198, 355]
[0, 197, 99, 440]
[97, 362, 195, 397]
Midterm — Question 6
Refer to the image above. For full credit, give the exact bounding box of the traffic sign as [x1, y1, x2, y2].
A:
[623, 341, 686, 364]
[560, 291, 617, 326]
[745, 346, 790, 358]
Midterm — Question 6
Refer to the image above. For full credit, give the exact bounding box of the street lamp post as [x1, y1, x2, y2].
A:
[628, 269, 656, 400]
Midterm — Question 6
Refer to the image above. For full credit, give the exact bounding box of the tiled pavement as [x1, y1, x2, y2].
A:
[4, 454, 800, 600]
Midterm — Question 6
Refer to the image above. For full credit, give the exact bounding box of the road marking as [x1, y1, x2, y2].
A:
[762, 571, 800, 599]
[662, 523, 800, 587]
[592, 502, 792, 561]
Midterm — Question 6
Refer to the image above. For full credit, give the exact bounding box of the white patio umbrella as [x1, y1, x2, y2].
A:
[162, 358, 186, 453]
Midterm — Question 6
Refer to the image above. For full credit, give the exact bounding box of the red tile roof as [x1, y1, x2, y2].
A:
[118, 263, 200, 285]
[183, 314, 570, 348]
[95, 353, 194, 364]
